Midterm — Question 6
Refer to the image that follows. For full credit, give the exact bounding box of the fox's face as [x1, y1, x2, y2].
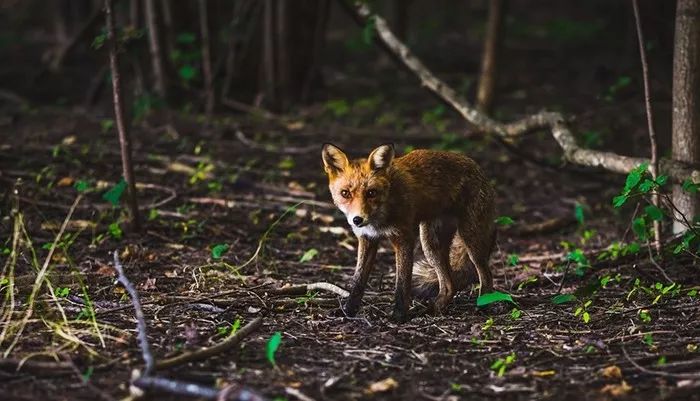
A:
[322, 144, 395, 236]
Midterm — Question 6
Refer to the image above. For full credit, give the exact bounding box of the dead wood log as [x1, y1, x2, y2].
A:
[341, 1, 700, 185]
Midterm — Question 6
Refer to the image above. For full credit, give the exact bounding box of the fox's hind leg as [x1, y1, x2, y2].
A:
[419, 217, 457, 314]
[459, 223, 495, 295]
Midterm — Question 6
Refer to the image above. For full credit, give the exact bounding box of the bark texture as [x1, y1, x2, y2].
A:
[672, 0, 700, 233]
[476, 0, 506, 113]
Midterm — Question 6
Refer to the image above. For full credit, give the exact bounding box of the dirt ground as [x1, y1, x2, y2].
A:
[1, 2, 700, 400]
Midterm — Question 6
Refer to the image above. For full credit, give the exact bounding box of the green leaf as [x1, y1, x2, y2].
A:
[612, 194, 628, 208]
[230, 318, 241, 336]
[74, 180, 89, 193]
[178, 64, 197, 81]
[632, 217, 648, 241]
[682, 179, 699, 194]
[211, 244, 229, 259]
[574, 203, 585, 225]
[656, 175, 668, 186]
[176, 32, 196, 44]
[552, 294, 577, 304]
[266, 331, 282, 367]
[582, 311, 590, 323]
[108, 222, 122, 239]
[507, 254, 519, 267]
[103, 179, 127, 206]
[495, 216, 515, 226]
[625, 169, 642, 191]
[362, 16, 376, 45]
[299, 248, 319, 263]
[644, 205, 664, 221]
[476, 291, 515, 307]
[639, 179, 654, 193]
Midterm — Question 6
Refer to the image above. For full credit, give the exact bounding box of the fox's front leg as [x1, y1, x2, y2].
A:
[390, 233, 415, 323]
[342, 236, 379, 316]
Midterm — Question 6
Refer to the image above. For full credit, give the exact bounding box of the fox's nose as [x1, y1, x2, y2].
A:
[352, 216, 364, 226]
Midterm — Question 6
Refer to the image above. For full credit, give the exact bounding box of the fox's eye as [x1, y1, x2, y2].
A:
[366, 189, 377, 198]
[340, 189, 351, 199]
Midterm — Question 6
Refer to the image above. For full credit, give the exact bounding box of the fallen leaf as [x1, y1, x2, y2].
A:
[600, 381, 632, 396]
[319, 226, 347, 235]
[95, 264, 116, 277]
[56, 177, 74, 187]
[62, 135, 77, 145]
[311, 212, 334, 224]
[366, 377, 398, 394]
[531, 370, 556, 377]
[285, 121, 305, 131]
[601, 365, 622, 379]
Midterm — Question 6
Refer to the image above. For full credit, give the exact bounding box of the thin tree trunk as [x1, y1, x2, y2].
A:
[632, 0, 661, 251]
[160, 0, 175, 62]
[672, 0, 700, 234]
[145, 0, 167, 99]
[198, 0, 214, 116]
[276, 0, 290, 110]
[262, 0, 277, 106]
[106, 0, 141, 231]
[302, 0, 330, 101]
[476, 0, 506, 113]
[130, 0, 140, 27]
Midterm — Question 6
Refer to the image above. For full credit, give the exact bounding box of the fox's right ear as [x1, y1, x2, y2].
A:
[322, 143, 349, 175]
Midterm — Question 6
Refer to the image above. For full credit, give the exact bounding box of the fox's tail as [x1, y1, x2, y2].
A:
[412, 235, 479, 299]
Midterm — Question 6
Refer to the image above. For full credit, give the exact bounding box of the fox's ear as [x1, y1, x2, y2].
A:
[322, 143, 349, 175]
[368, 144, 394, 171]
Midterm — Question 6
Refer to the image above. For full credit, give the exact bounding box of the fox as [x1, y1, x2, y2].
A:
[321, 143, 496, 322]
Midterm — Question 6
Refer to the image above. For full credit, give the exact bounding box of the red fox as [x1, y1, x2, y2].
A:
[322, 143, 496, 322]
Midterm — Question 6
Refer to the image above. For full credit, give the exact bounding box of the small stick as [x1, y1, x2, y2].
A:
[155, 317, 262, 370]
[622, 346, 700, 379]
[265, 282, 349, 298]
[112, 251, 154, 375]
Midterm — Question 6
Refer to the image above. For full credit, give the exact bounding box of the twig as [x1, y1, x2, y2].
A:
[341, 0, 700, 184]
[622, 346, 700, 379]
[112, 251, 154, 375]
[155, 317, 262, 370]
[632, 0, 662, 253]
[285, 387, 317, 401]
[235, 130, 318, 154]
[264, 282, 349, 298]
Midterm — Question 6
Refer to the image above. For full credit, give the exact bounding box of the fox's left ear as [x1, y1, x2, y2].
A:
[368, 143, 395, 171]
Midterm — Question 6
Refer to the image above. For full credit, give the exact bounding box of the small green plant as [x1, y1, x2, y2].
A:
[299, 248, 318, 263]
[481, 317, 494, 331]
[638, 309, 652, 323]
[490, 352, 516, 377]
[266, 331, 282, 367]
[108, 222, 122, 240]
[574, 300, 592, 324]
[324, 99, 350, 117]
[217, 318, 241, 336]
[552, 293, 576, 304]
[103, 179, 126, 206]
[495, 216, 515, 227]
[211, 244, 229, 260]
[506, 254, 519, 267]
[477, 291, 515, 308]
[510, 308, 522, 320]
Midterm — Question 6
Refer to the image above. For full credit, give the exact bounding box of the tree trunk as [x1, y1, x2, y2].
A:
[106, 0, 142, 231]
[145, 0, 167, 99]
[476, 0, 506, 113]
[260, 0, 327, 111]
[198, 0, 214, 116]
[672, 0, 700, 234]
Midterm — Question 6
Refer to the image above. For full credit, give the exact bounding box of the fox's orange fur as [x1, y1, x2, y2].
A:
[322, 143, 496, 322]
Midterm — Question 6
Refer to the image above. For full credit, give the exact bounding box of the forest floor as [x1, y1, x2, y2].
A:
[1, 5, 700, 398]
[1, 91, 700, 401]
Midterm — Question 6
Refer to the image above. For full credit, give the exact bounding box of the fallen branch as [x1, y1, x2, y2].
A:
[112, 251, 154, 375]
[342, 1, 700, 184]
[264, 282, 349, 298]
[155, 317, 262, 370]
[111, 251, 266, 400]
[622, 346, 700, 379]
